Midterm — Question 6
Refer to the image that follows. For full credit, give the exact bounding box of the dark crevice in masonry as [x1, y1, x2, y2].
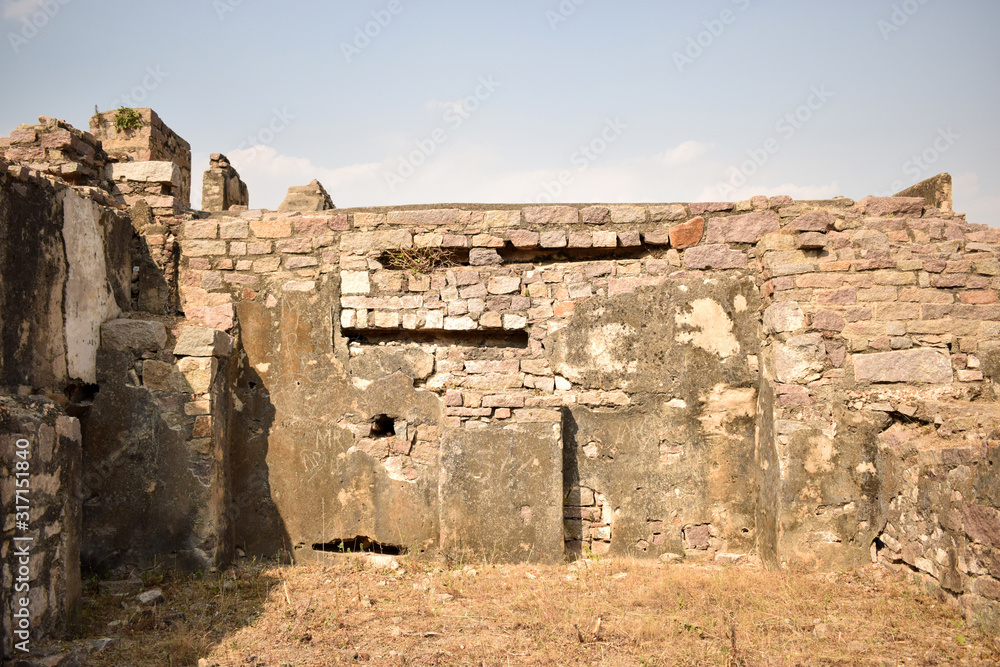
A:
[500, 244, 653, 266]
[370, 414, 395, 437]
[344, 329, 530, 349]
[312, 536, 407, 556]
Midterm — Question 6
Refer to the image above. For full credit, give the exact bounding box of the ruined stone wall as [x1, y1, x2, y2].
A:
[90, 109, 192, 210]
[0, 117, 110, 194]
[201, 153, 249, 213]
[83, 320, 235, 572]
[172, 203, 772, 563]
[751, 193, 1000, 626]
[0, 396, 82, 661]
[163, 186, 999, 624]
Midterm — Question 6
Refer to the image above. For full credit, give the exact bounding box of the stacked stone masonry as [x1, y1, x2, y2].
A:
[202, 153, 249, 213]
[1, 110, 999, 648]
[90, 108, 192, 209]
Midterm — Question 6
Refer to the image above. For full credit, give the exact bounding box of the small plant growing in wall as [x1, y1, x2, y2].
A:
[383, 247, 456, 274]
[113, 106, 144, 133]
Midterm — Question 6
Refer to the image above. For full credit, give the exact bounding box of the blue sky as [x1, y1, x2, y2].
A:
[1, 0, 998, 225]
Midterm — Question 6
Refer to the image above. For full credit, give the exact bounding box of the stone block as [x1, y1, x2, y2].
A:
[790, 210, 835, 232]
[387, 209, 462, 226]
[173, 326, 234, 357]
[705, 211, 780, 244]
[509, 230, 540, 248]
[539, 231, 568, 248]
[963, 504, 1000, 546]
[469, 248, 503, 266]
[100, 319, 167, 352]
[488, 276, 521, 294]
[774, 333, 826, 384]
[797, 232, 828, 249]
[649, 204, 687, 222]
[683, 244, 748, 270]
[110, 161, 181, 187]
[669, 216, 705, 249]
[219, 220, 250, 239]
[853, 349, 953, 384]
[183, 221, 218, 239]
[690, 202, 735, 215]
[763, 302, 805, 334]
[185, 240, 226, 256]
[439, 422, 564, 562]
[608, 205, 646, 223]
[580, 206, 611, 224]
[854, 196, 924, 217]
[592, 231, 618, 248]
[617, 230, 642, 247]
[250, 219, 293, 238]
[642, 230, 671, 246]
[483, 210, 521, 227]
[523, 206, 578, 225]
[177, 357, 218, 393]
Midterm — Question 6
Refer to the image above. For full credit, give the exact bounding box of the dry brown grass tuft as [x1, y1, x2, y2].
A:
[69, 556, 1000, 666]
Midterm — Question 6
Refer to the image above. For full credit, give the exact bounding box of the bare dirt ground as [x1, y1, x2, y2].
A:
[68, 555, 999, 667]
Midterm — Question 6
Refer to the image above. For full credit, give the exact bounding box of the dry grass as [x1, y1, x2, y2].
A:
[71, 556, 1000, 666]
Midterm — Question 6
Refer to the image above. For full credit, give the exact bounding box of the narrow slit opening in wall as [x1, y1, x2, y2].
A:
[343, 329, 530, 349]
[499, 243, 653, 265]
[312, 537, 406, 556]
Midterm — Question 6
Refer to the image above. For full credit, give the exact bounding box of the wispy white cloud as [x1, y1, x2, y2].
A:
[656, 140, 712, 167]
[198, 140, 849, 215]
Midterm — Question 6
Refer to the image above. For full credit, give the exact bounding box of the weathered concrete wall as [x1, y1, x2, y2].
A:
[0, 160, 131, 392]
[1, 396, 82, 660]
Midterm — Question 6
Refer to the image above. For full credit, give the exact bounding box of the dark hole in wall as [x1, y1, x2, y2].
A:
[312, 536, 406, 555]
[64, 383, 100, 419]
[370, 414, 395, 437]
[500, 243, 652, 265]
[344, 329, 530, 349]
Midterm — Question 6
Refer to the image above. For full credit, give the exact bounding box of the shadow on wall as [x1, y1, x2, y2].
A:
[230, 349, 290, 560]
